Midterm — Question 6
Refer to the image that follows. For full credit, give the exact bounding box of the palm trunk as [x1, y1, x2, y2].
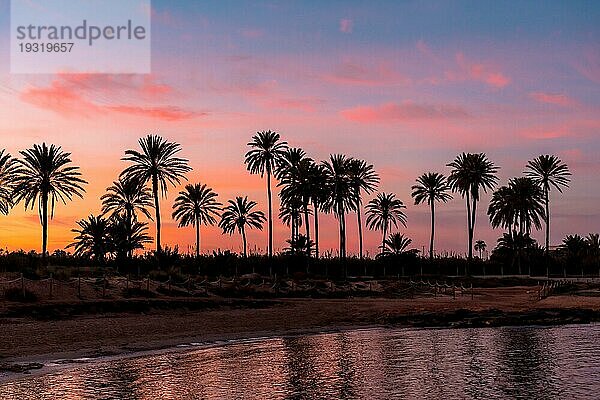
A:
[340, 211, 346, 259]
[152, 175, 161, 253]
[381, 224, 387, 254]
[357, 206, 364, 259]
[430, 201, 435, 260]
[267, 170, 273, 257]
[303, 203, 310, 242]
[195, 217, 200, 258]
[41, 192, 48, 264]
[544, 187, 550, 255]
[465, 193, 472, 263]
[470, 198, 477, 263]
[313, 202, 320, 259]
[242, 227, 247, 258]
[126, 208, 133, 259]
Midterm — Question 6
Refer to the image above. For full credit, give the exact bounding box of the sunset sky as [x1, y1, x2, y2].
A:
[0, 0, 598, 257]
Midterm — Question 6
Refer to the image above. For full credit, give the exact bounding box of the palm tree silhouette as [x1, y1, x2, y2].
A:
[447, 153, 499, 263]
[101, 177, 154, 223]
[0, 150, 17, 217]
[307, 162, 329, 258]
[411, 172, 452, 259]
[13, 143, 87, 262]
[121, 135, 191, 253]
[277, 148, 313, 245]
[322, 154, 356, 259]
[474, 240, 486, 259]
[172, 183, 221, 257]
[278, 196, 304, 253]
[109, 215, 152, 262]
[101, 177, 153, 258]
[488, 177, 545, 235]
[382, 232, 412, 255]
[219, 196, 266, 258]
[525, 155, 571, 255]
[67, 215, 111, 264]
[366, 192, 407, 254]
[245, 130, 288, 258]
[348, 158, 379, 259]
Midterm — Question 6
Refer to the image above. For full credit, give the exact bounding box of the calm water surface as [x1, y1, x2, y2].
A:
[1, 324, 599, 399]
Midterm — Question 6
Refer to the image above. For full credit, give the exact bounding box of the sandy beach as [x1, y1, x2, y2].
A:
[2, 285, 600, 371]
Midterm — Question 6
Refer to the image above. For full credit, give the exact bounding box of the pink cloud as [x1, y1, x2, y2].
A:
[530, 91, 577, 107]
[262, 97, 325, 112]
[241, 29, 265, 39]
[20, 74, 200, 121]
[323, 61, 409, 86]
[339, 19, 353, 33]
[449, 53, 511, 88]
[519, 126, 571, 140]
[340, 101, 470, 123]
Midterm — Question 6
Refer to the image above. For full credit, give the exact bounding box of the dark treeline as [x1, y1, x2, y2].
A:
[0, 132, 598, 278]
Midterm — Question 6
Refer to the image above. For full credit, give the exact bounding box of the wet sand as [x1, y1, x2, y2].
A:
[2, 285, 600, 370]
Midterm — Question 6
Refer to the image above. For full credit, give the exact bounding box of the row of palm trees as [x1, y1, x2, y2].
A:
[0, 132, 572, 264]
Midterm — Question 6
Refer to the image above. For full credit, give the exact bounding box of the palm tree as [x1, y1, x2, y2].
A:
[109, 215, 152, 262]
[121, 135, 192, 253]
[525, 155, 571, 254]
[322, 154, 356, 259]
[278, 149, 313, 244]
[278, 196, 304, 253]
[411, 172, 452, 259]
[586, 233, 600, 277]
[447, 153, 499, 262]
[560, 234, 589, 277]
[307, 163, 329, 258]
[366, 192, 407, 254]
[348, 158, 379, 259]
[67, 215, 111, 263]
[219, 196, 266, 258]
[13, 143, 87, 261]
[245, 131, 288, 257]
[0, 150, 17, 216]
[488, 177, 545, 236]
[474, 240, 486, 259]
[101, 177, 154, 224]
[382, 232, 412, 255]
[101, 177, 153, 259]
[172, 183, 221, 257]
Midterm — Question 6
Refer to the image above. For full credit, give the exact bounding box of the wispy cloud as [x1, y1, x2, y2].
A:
[20, 74, 201, 121]
[530, 91, 577, 107]
[340, 101, 470, 123]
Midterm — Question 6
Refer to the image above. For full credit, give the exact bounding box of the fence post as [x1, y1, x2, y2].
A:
[452, 284, 456, 300]
[187, 275, 191, 294]
[21, 273, 25, 298]
[146, 275, 150, 291]
[78, 275, 81, 298]
[471, 283, 473, 300]
[49, 273, 53, 299]
[102, 275, 107, 298]
[126, 274, 130, 290]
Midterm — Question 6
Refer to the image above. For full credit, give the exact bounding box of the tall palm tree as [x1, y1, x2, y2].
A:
[0, 150, 17, 216]
[474, 240, 487, 259]
[278, 148, 313, 244]
[525, 155, 571, 254]
[447, 153, 499, 262]
[67, 215, 111, 263]
[245, 130, 288, 257]
[307, 162, 329, 258]
[278, 196, 304, 252]
[219, 196, 266, 258]
[172, 183, 221, 257]
[411, 172, 452, 259]
[366, 192, 407, 254]
[13, 143, 87, 261]
[322, 154, 356, 259]
[121, 135, 192, 253]
[347, 158, 379, 259]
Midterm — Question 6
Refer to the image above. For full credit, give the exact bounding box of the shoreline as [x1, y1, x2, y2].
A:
[2, 287, 600, 382]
